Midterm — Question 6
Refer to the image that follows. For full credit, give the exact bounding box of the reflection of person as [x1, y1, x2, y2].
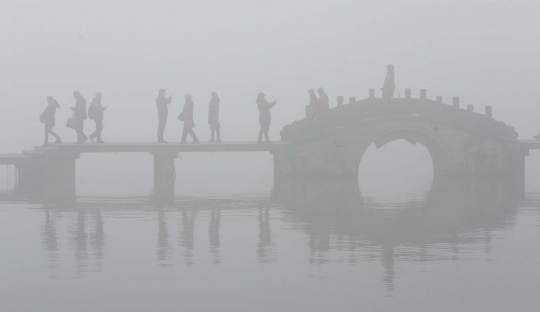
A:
[256, 93, 277, 143]
[71, 91, 88, 144]
[317, 87, 329, 113]
[208, 92, 221, 142]
[156, 89, 172, 143]
[306, 89, 318, 120]
[40, 96, 61, 147]
[180, 94, 199, 143]
[381, 64, 395, 99]
[88, 92, 106, 143]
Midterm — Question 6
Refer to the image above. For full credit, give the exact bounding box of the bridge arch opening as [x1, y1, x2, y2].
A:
[358, 136, 435, 202]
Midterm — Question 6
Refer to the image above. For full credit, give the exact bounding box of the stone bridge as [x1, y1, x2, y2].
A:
[275, 89, 523, 181]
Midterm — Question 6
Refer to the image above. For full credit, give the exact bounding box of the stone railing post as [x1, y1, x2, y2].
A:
[349, 97, 356, 104]
[369, 89, 375, 98]
[436, 96, 442, 103]
[485, 106, 492, 118]
[405, 88, 411, 99]
[452, 96, 460, 108]
[337, 96, 344, 106]
[467, 104, 474, 112]
[420, 89, 427, 99]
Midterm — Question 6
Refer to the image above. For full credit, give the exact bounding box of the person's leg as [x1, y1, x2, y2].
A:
[158, 117, 166, 142]
[263, 124, 271, 143]
[76, 121, 87, 143]
[43, 124, 50, 147]
[216, 123, 221, 142]
[96, 120, 103, 142]
[181, 127, 188, 143]
[189, 129, 199, 143]
[210, 125, 215, 142]
[258, 125, 264, 143]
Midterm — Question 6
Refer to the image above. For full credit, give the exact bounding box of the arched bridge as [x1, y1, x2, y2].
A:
[275, 91, 523, 179]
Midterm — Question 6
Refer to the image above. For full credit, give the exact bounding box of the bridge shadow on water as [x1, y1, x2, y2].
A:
[0, 174, 521, 293]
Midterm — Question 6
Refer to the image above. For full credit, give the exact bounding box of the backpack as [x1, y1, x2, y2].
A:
[88, 103, 96, 120]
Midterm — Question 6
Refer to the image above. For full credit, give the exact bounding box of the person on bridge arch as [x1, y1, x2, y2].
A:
[317, 87, 329, 114]
[88, 92, 107, 143]
[381, 64, 395, 99]
[156, 89, 172, 143]
[179, 93, 199, 144]
[256, 93, 277, 143]
[306, 89, 318, 120]
[71, 91, 88, 144]
[208, 92, 221, 142]
[40, 96, 61, 148]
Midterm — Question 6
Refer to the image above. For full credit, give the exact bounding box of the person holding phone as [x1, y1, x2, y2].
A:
[156, 89, 172, 143]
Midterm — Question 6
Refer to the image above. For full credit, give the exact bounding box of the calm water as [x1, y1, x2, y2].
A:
[1, 144, 540, 312]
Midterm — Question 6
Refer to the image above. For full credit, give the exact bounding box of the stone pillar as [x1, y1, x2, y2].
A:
[337, 96, 344, 106]
[153, 152, 179, 201]
[43, 154, 78, 204]
[368, 89, 375, 98]
[452, 96, 460, 108]
[405, 88, 411, 99]
[467, 104, 474, 112]
[485, 106, 492, 118]
[436, 96, 443, 103]
[420, 89, 427, 99]
[349, 97, 356, 104]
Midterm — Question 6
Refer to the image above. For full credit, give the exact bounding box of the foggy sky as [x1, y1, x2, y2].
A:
[1, 0, 540, 148]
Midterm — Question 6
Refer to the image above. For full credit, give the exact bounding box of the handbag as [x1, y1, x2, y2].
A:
[178, 111, 186, 121]
[66, 115, 78, 129]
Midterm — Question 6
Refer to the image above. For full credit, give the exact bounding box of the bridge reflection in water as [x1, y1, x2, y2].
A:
[2, 175, 519, 292]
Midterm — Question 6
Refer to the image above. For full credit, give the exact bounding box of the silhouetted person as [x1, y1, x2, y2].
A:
[88, 92, 106, 143]
[156, 89, 172, 143]
[306, 89, 318, 120]
[256, 93, 276, 143]
[381, 64, 395, 99]
[40, 96, 61, 148]
[317, 87, 329, 113]
[179, 94, 199, 143]
[71, 91, 88, 144]
[208, 92, 221, 142]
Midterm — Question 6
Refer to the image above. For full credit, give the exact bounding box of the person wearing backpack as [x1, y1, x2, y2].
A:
[88, 92, 106, 143]
[40, 96, 61, 148]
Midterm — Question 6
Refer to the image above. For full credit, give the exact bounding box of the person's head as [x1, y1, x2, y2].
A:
[73, 91, 80, 99]
[159, 89, 166, 96]
[257, 93, 265, 100]
[95, 92, 102, 100]
[185, 93, 192, 101]
[211, 92, 218, 99]
[47, 96, 54, 103]
[309, 89, 315, 95]
[386, 64, 395, 74]
[317, 87, 324, 94]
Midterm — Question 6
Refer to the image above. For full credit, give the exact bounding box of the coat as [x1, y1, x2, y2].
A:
[257, 98, 276, 126]
[208, 98, 220, 125]
[41, 103, 59, 126]
[318, 92, 329, 111]
[181, 100, 195, 129]
[381, 73, 395, 98]
[156, 95, 172, 117]
[74, 96, 87, 120]
[89, 98, 105, 121]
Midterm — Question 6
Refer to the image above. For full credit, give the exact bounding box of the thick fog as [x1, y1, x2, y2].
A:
[2, 0, 540, 149]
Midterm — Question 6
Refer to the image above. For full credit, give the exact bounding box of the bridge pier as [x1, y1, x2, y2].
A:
[152, 152, 179, 201]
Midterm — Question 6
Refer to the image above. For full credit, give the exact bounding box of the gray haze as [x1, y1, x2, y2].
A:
[1, 1, 540, 311]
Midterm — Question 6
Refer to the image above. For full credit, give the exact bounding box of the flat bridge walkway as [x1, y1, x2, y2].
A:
[0, 141, 290, 165]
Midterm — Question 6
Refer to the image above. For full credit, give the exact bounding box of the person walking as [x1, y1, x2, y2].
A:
[88, 92, 107, 143]
[156, 89, 173, 143]
[306, 89, 318, 120]
[40, 96, 61, 147]
[256, 93, 277, 143]
[381, 64, 395, 99]
[71, 91, 88, 144]
[317, 87, 329, 114]
[208, 92, 221, 142]
[179, 94, 199, 144]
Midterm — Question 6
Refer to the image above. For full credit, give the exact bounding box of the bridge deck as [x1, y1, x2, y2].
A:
[0, 141, 289, 165]
[518, 140, 540, 150]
